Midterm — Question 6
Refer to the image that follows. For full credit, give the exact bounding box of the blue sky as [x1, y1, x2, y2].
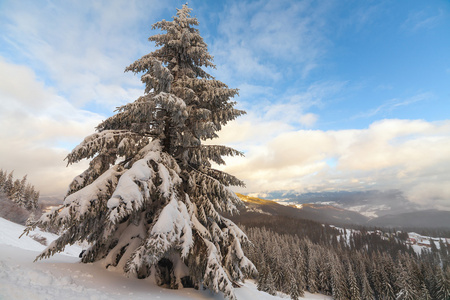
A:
[1, 0, 449, 209]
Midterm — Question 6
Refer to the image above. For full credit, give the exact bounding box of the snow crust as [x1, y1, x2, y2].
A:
[0, 217, 331, 300]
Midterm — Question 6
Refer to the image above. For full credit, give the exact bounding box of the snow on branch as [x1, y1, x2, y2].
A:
[24, 166, 124, 257]
[108, 140, 182, 224]
[97, 92, 188, 136]
[187, 145, 244, 167]
[205, 168, 245, 187]
[125, 56, 173, 93]
[57, 166, 124, 224]
[202, 238, 237, 300]
[125, 194, 193, 276]
[153, 92, 188, 124]
[66, 130, 140, 164]
[189, 167, 242, 214]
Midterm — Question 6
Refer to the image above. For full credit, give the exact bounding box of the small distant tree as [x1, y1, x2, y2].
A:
[346, 260, 361, 300]
[435, 266, 450, 300]
[419, 282, 432, 300]
[0, 169, 40, 224]
[0, 170, 39, 211]
[360, 272, 375, 300]
[12, 175, 28, 207]
[26, 5, 255, 300]
[2, 171, 14, 197]
[395, 260, 418, 300]
[330, 254, 347, 300]
[0, 169, 6, 190]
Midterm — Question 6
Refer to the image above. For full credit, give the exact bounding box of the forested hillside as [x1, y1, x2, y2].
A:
[232, 213, 450, 299]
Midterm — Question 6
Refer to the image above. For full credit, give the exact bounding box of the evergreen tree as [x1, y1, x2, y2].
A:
[306, 241, 319, 293]
[292, 247, 307, 294]
[4, 171, 14, 197]
[260, 266, 277, 296]
[0, 169, 6, 192]
[288, 271, 301, 300]
[419, 282, 432, 300]
[12, 175, 28, 208]
[330, 255, 347, 300]
[25, 5, 255, 300]
[256, 253, 268, 292]
[0, 169, 39, 212]
[435, 266, 450, 300]
[346, 260, 361, 300]
[395, 260, 418, 300]
[430, 238, 438, 254]
[421, 261, 437, 299]
[360, 272, 375, 300]
[439, 239, 449, 270]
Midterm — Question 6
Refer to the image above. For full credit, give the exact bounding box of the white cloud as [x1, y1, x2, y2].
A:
[299, 113, 318, 127]
[0, 58, 100, 197]
[219, 119, 450, 210]
[0, 0, 168, 111]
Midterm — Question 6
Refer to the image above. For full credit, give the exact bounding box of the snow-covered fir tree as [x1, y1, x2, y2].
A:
[435, 265, 450, 300]
[330, 254, 347, 300]
[419, 282, 432, 300]
[395, 259, 418, 300]
[0, 169, 39, 212]
[346, 259, 361, 300]
[25, 5, 256, 300]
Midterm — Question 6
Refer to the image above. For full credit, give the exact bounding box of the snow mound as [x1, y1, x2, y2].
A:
[0, 217, 82, 256]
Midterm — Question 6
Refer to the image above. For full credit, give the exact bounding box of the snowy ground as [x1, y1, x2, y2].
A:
[0, 217, 331, 300]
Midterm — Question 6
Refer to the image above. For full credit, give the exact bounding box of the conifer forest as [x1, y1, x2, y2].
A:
[236, 215, 450, 300]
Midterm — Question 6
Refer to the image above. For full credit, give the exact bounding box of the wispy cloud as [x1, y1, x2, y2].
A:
[354, 92, 432, 119]
[241, 80, 346, 128]
[402, 9, 444, 33]
[210, 0, 332, 84]
[0, 0, 171, 111]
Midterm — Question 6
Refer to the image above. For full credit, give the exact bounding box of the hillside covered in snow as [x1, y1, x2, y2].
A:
[0, 217, 330, 300]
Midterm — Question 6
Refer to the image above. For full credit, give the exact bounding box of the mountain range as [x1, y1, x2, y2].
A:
[234, 193, 450, 229]
[252, 190, 422, 218]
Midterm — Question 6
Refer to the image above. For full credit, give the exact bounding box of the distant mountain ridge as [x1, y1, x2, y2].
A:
[236, 193, 370, 226]
[236, 193, 450, 229]
[368, 210, 450, 229]
[251, 190, 420, 218]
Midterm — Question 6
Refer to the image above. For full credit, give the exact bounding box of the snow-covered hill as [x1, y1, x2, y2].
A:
[329, 224, 449, 255]
[0, 217, 331, 300]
